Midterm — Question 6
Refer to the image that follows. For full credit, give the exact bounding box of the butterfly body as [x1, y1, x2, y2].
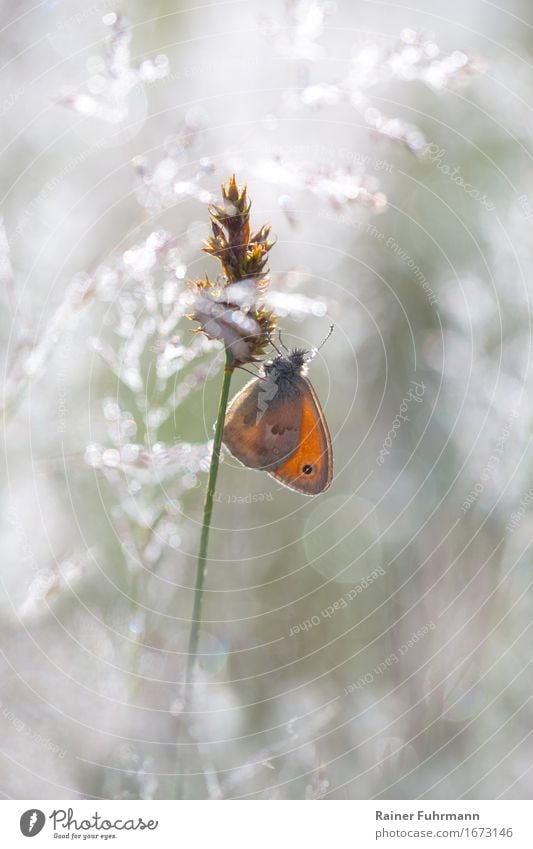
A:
[223, 348, 333, 495]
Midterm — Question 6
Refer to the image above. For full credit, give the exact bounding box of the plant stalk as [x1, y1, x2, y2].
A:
[175, 348, 233, 798]
[185, 346, 234, 692]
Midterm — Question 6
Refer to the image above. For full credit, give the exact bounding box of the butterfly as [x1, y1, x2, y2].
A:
[223, 331, 333, 495]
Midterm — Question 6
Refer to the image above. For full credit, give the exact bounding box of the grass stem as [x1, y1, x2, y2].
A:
[176, 346, 234, 797]
[185, 346, 234, 688]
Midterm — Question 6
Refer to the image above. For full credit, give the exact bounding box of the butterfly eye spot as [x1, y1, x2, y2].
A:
[302, 464, 314, 475]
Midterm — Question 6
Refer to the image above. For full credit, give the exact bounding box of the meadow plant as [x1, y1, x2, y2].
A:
[4, 0, 531, 802]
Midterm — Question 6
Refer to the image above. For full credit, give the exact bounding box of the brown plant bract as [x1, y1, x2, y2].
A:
[189, 176, 276, 366]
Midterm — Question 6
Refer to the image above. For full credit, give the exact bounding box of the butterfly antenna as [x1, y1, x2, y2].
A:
[267, 331, 284, 357]
[316, 323, 335, 351]
[278, 328, 290, 352]
[306, 323, 335, 362]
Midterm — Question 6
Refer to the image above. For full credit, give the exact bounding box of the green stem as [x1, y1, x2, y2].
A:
[176, 347, 234, 798]
[185, 346, 234, 690]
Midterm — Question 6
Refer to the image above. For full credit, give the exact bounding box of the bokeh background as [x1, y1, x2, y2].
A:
[1, 0, 533, 799]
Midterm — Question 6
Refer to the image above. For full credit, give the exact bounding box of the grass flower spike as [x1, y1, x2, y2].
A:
[189, 175, 276, 366]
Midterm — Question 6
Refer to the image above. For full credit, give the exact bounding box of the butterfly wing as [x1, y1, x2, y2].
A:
[223, 376, 303, 471]
[268, 375, 333, 495]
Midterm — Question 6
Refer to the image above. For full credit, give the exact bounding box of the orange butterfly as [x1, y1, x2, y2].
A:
[223, 334, 333, 495]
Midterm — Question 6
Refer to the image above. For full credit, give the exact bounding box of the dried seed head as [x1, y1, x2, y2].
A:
[189, 176, 276, 365]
